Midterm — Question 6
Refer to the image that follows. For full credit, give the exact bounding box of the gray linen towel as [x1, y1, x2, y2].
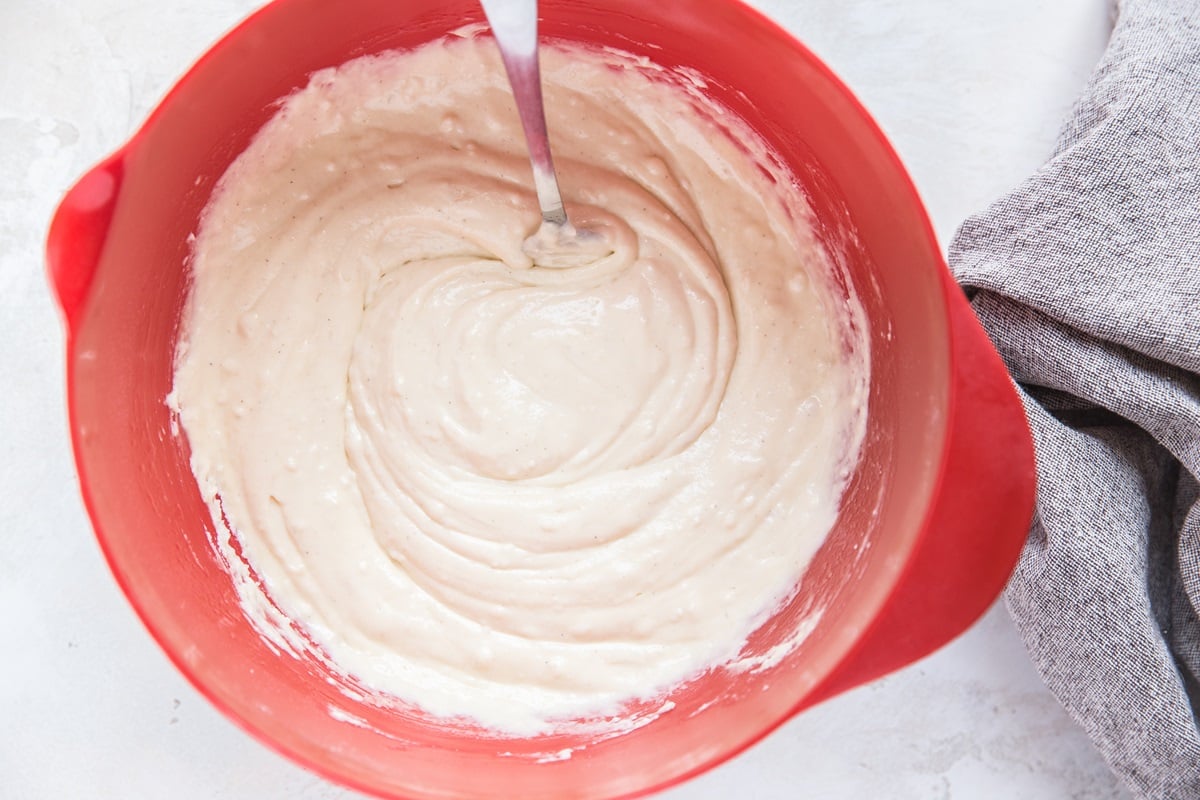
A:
[948, 0, 1200, 796]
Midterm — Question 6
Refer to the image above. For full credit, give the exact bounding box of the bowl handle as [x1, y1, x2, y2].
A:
[46, 152, 125, 331]
[806, 272, 1037, 706]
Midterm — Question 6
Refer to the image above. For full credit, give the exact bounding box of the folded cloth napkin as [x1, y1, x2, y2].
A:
[949, 0, 1200, 796]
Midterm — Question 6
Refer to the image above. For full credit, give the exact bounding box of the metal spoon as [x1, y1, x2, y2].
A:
[479, 0, 570, 232]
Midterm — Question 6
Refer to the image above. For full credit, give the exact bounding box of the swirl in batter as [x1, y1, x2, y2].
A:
[171, 35, 868, 735]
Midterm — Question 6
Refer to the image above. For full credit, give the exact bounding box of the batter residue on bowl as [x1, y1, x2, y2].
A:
[169, 34, 868, 735]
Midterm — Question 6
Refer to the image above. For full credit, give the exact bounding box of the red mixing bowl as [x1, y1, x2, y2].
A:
[45, 0, 1037, 798]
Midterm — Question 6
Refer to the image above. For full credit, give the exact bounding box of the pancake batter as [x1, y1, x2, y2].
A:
[170, 34, 868, 735]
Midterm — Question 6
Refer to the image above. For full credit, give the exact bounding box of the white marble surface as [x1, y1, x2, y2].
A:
[1, 1, 1133, 798]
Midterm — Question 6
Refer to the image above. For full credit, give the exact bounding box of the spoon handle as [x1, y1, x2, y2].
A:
[479, 0, 568, 227]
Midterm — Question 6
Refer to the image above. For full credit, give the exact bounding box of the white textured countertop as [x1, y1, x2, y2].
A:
[1, 1, 1132, 798]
